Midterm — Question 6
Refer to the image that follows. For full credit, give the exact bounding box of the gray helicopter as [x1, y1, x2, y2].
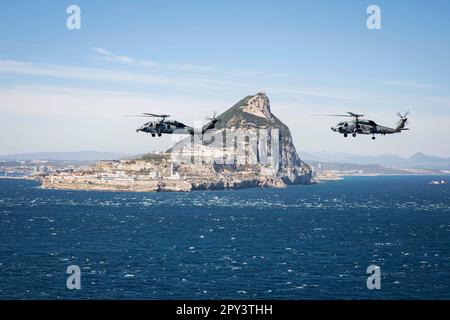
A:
[322, 111, 410, 140]
[125, 113, 219, 137]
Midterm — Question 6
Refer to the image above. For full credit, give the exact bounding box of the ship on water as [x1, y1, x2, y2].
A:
[429, 180, 448, 185]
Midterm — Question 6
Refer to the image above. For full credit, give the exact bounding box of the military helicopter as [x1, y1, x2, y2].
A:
[317, 111, 410, 140]
[125, 112, 220, 137]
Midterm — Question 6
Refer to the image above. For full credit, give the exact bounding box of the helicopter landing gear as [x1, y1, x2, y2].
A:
[344, 133, 348, 137]
[352, 133, 357, 137]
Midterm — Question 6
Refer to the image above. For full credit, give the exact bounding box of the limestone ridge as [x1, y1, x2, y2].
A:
[214, 93, 287, 133]
[168, 92, 312, 185]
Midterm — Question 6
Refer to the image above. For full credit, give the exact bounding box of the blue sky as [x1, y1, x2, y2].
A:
[1, 0, 450, 157]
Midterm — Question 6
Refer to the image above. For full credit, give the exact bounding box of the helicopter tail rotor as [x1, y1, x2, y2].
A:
[397, 110, 409, 119]
[205, 111, 220, 123]
[395, 110, 410, 130]
[397, 110, 409, 124]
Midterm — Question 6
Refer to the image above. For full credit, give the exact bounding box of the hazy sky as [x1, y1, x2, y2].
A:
[1, 0, 450, 157]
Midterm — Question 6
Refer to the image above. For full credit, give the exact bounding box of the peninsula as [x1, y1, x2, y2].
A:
[41, 93, 313, 192]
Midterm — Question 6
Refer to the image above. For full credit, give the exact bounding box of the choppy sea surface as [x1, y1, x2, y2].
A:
[1, 176, 450, 299]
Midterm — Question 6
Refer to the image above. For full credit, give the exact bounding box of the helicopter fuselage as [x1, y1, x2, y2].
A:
[128, 112, 219, 137]
[331, 118, 408, 138]
[137, 118, 218, 137]
[137, 120, 192, 136]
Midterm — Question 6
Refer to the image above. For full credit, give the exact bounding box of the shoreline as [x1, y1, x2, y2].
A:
[0, 176, 37, 180]
[2, 173, 449, 194]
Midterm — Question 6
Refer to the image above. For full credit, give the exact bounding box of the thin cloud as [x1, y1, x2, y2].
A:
[0, 58, 361, 102]
[93, 47, 159, 67]
[90, 48, 367, 102]
[92, 47, 332, 81]
[5, 47, 416, 104]
[93, 47, 214, 72]
[0, 59, 249, 91]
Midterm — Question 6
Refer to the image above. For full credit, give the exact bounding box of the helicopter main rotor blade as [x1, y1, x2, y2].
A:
[123, 114, 154, 117]
[314, 112, 384, 117]
[313, 114, 355, 117]
[346, 112, 365, 117]
[142, 113, 170, 118]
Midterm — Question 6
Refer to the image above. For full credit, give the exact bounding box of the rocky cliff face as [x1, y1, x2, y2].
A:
[169, 92, 312, 185]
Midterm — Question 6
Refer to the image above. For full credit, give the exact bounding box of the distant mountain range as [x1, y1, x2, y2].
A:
[2, 149, 450, 170]
[0, 151, 131, 161]
[301, 151, 450, 170]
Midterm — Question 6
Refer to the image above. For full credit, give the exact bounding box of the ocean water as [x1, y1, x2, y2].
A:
[0, 176, 450, 300]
